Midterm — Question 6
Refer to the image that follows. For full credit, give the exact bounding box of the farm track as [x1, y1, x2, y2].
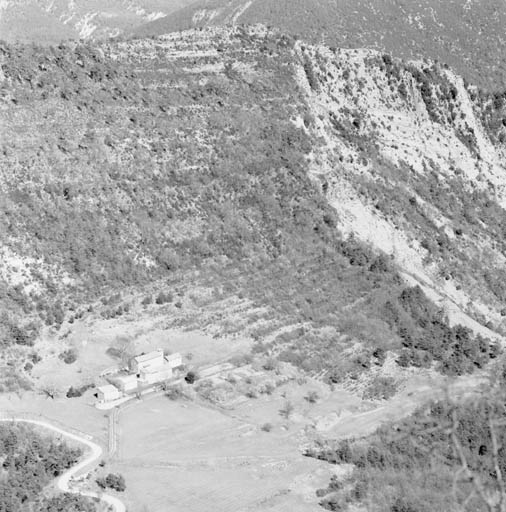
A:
[115, 453, 299, 469]
[0, 417, 126, 512]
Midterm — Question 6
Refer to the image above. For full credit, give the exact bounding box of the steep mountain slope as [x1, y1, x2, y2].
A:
[296, 43, 506, 329]
[1, 26, 506, 391]
[134, 0, 506, 91]
[0, 0, 196, 43]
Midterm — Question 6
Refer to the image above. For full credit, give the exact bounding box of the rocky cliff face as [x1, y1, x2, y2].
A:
[294, 42, 506, 332]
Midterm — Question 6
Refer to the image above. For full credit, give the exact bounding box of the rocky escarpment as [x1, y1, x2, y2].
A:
[294, 42, 506, 336]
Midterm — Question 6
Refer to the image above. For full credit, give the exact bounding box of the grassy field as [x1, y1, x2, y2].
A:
[106, 363, 487, 512]
[111, 395, 330, 511]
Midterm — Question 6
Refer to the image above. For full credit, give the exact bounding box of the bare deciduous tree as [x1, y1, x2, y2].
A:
[41, 382, 60, 399]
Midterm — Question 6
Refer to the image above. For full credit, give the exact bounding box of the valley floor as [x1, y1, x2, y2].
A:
[0, 365, 487, 512]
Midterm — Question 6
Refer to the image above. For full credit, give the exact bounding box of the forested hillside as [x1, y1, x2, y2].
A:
[307, 359, 506, 511]
[0, 422, 95, 511]
[2, 15, 506, 512]
[2, 26, 506, 393]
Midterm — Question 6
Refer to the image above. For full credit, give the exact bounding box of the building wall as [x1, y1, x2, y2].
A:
[166, 354, 183, 368]
[138, 358, 164, 372]
[98, 389, 120, 402]
[140, 367, 173, 385]
[131, 351, 165, 373]
[114, 376, 138, 393]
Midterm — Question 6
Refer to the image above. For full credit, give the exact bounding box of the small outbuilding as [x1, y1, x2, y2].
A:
[165, 352, 183, 368]
[114, 374, 139, 393]
[97, 384, 121, 403]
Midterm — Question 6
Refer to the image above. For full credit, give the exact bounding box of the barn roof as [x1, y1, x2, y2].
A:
[115, 374, 138, 383]
[134, 349, 164, 364]
[97, 384, 118, 394]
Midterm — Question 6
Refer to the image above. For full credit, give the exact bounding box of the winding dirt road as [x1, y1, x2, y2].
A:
[0, 418, 126, 512]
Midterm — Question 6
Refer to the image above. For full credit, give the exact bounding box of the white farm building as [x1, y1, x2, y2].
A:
[113, 374, 138, 393]
[97, 349, 184, 404]
[165, 352, 183, 368]
[130, 349, 165, 374]
[97, 384, 121, 403]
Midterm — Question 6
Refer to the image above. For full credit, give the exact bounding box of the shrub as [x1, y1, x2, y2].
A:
[303, 57, 319, 91]
[38, 493, 95, 512]
[96, 473, 126, 492]
[372, 347, 387, 365]
[262, 357, 278, 371]
[185, 371, 199, 384]
[59, 348, 78, 364]
[165, 384, 184, 400]
[263, 382, 275, 395]
[391, 495, 430, 512]
[10, 324, 36, 346]
[261, 422, 273, 432]
[305, 390, 320, 403]
[141, 295, 152, 306]
[106, 347, 121, 359]
[279, 400, 294, 419]
[245, 388, 259, 398]
[363, 376, 397, 400]
[230, 354, 253, 367]
[29, 352, 42, 364]
[66, 383, 94, 398]
[155, 291, 173, 304]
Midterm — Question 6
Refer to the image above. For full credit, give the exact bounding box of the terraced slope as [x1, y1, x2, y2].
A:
[135, 0, 506, 91]
[1, 26, 506, 391]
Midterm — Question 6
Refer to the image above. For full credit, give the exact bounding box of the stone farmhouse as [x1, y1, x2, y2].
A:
[97, 349, 183, 403]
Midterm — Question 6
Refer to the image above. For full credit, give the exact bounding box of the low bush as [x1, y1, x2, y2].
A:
[66, 383, 94, 398]
[185, 371, 200, 384]
[105, 346, 122, 359]
[58, 348, 78, 364]
[362, 376, 397, 400]
[305, 390, 320, 403]
[141, 295, 152, 306]
[155, 291, 173, 304]
[165, 384, 184, 400]
[38, 493, 96, 512]
[96, 473, 126, 492]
